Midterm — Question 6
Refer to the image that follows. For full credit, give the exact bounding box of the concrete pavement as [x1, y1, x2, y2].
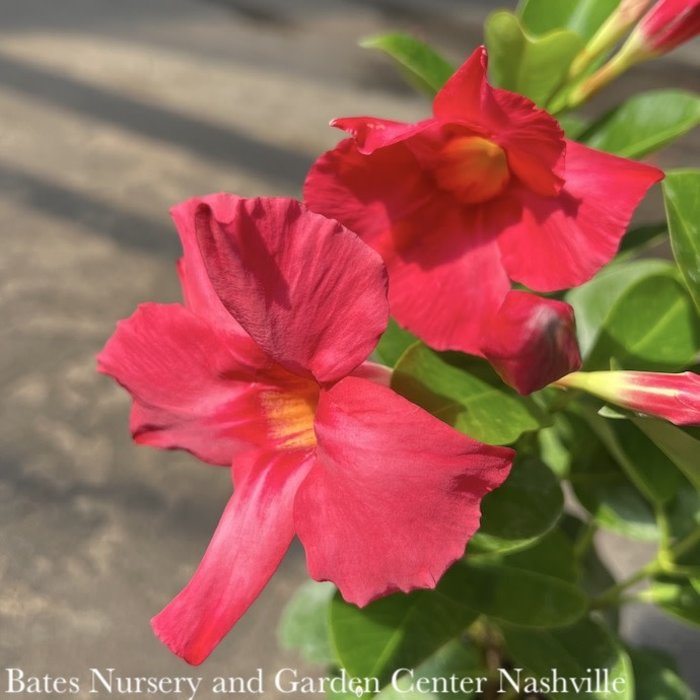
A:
[0, 0, 698, 695]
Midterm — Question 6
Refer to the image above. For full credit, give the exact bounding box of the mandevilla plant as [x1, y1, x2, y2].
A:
[99, 0, 700, 697]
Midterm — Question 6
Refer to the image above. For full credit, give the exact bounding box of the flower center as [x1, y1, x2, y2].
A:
[434, 135, 510, 204]
[261, 377, 319, 449]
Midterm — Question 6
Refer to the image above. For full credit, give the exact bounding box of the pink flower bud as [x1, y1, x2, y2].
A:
[481, 291, 582, 395]
[637, 0, 700, 54]
[556, 370, 700, 425]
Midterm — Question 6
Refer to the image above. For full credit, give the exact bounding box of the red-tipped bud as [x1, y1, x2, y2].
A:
[568, 0, 700, 107]
[637, 0, 700, 54]
[481, 291, 582, 395]
[555, 370, 700, 425]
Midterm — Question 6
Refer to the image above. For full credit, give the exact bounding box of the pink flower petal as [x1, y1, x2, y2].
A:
[171, 195, 251, 337]
[304, 138, 434, 255]
[306, 143, 512, 355]
[433, 46, 565, 197]
[481, 291, 582, 395]
[152, 448, 313, 665]
[331, 116, 435, 155]
[194, 196, 389, 384]
[97, 303, 271, 465]
[433, 46, 502, 126]
[497, 141, 663, 291]
[492, 89, 565, 197]
[295, 376, 513, 606]
[382, 200, 513, 355]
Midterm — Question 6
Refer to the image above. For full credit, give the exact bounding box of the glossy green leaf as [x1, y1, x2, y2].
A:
[585, 273, 700, 371]
[502, 617, 634, 700]
[471, 457, 564, 554]
[566, 259, 675, 358]
[330, 584, 477, 686]
[458, 530, 587, 627]
[538, 421, 572, 478]
[629, 647, 696, 700]
[374, 318, 418, 367]
[484, 11, 584, 106]
[664, 169, 700, 312]
[565, 411, 659, 540]
[278, 581, 336, 665]
[634, 418, 700, 492]
[518, 0, 620, 39]
[360, 33, 455, 96]
[646, 576, 700, 628]
[375, 640, 483, 700]
[584, 411, 680, 506]
[392, 344, 549, 445]
[581, 91, 700, 158]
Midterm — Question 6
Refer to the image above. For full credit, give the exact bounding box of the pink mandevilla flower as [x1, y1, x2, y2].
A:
[98, 195, 513, 665]
[304, 46, 663, 359]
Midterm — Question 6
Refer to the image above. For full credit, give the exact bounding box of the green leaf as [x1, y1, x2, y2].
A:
[374, 318, 418, 367]
[634, 418, 700, 493]
[564, 411, 659, 540]
[518, 0, 620, 40]
[360, 33, 455, 96]
[585, 272, 700, 371]
[392, 343, 549, 445]
[375, 640, 483, 699]
[628, 647, 696, 700]
[664, 169, 700, 312]
[646, 576, 700, 628]
[278, 581, 336, 665]
[581, 91, 700, 159]
[457, 530, 587, 627]
[617, 223, 668, 260]
[558, 113, 589, 139]
[329, 585, 478, 686]
[502, 617, 634, 700]
[566, 259, 675, 358]
[538, 420, 572, 478]
[471, 456, 564, 554]
[583, 410, 680, 506]
[484, 11, 584, 106]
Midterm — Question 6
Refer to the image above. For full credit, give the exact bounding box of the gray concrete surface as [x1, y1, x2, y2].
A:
[0, 0, 698, 696]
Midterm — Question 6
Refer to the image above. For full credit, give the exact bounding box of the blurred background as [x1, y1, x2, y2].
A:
[0, 0, 698, 695]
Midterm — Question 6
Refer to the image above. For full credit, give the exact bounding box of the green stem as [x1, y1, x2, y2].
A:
[546, 386, 582, 413]
[655, 505, 673, 565]
[669, 525, 700, 561]
[574, 520, 598, 559]
[590, 561, 661, 609]
[590, 524, 700, 609]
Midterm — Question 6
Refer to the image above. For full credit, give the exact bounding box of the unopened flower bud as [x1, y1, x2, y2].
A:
[555, 370, 700, 425]
[481, 291, 582, 395]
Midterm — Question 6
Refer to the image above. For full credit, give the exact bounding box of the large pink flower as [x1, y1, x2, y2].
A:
[98, 195, 513, 665]
[304, 46, 663, 356]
